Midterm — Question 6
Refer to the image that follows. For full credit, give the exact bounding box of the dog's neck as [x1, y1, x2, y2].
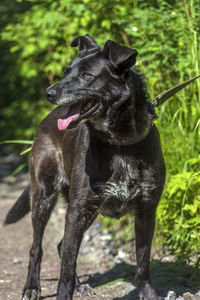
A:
[89, 98, 155, 146]
[88, 70, 156, 146]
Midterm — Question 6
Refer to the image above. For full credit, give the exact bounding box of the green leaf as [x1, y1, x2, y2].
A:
[0, 140, 33, 145]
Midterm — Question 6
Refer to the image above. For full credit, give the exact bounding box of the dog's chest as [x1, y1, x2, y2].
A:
[94, 157, 143, 218]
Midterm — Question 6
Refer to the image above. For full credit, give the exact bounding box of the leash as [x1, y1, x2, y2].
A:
[153, 74, 200, 107]
[132, 74, 200, 145]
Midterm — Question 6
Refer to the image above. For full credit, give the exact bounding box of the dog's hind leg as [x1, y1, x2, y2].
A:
[135, 210, 163, 300]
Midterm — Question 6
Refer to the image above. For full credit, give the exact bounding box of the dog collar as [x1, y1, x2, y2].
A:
[108, 124, 152, 146]
[131, 125, 152, 144]
[88, 121, 152, 146]
[118, 124, 152, 146]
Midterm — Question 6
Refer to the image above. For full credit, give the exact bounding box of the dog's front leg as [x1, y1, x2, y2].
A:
[22, 191, 58, 300]
[57, 194, 98, 300]
[135, 210, 163, 300]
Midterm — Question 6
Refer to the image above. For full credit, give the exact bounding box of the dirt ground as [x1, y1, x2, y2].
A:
[0, 152, 200, 300]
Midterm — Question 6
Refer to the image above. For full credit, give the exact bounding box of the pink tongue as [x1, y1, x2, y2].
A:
[57, 104, 81, 130]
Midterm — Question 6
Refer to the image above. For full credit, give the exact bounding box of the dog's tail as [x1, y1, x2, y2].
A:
[3, 185, 31, 226]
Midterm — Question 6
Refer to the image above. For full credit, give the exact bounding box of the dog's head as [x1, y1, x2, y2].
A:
[45, 34, 138, 131]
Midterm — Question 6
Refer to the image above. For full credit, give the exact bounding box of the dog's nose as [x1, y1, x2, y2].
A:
[45, 88, 58, 102]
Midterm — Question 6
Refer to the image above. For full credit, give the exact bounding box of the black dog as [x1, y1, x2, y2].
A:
[4, 34, 166, 300]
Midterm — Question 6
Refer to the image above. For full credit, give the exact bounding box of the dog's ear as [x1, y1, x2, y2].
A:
[71, 34, 100, 55]
[103, 40, 138, 72]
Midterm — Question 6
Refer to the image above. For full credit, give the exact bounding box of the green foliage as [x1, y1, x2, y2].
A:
[0, 0, 200, 265]
[98, 215, 135, 252]
[157, 158, 200, 265]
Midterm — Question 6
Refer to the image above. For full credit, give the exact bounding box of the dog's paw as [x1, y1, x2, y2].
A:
[139, 291, 163, 300]
[74, 284, 95, 297]
[22, 288, 41, 300]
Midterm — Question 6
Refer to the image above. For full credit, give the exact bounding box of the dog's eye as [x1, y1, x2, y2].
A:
[82, 72, 92, 79]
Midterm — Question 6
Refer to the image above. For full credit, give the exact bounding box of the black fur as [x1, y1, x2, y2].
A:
[3, 185, 31, 225]
[4, 34, 165, 300]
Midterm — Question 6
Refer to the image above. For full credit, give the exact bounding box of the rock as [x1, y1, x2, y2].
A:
[114, 256, 123, 264]
[83, 232, 92, 243]
[4, 176, 16, 183]
[161, 255, 174, 263]
[74, 283, 95, 297]
[57, 207, 66, 215]
[100, 234, 112, 242]
[12, 257, 22, 264]
[165, 291, 176, 300]
[117, 248, 127, 259]
[183, 292, 195, 300]
[104, 248, 112, 255]
[195, 291, 200, 298]
[0, 279, 11, 283]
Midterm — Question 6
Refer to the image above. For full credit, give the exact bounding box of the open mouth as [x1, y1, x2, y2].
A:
[57, 100, 100, 130]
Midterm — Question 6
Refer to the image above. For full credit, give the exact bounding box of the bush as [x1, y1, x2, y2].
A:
[157, 157, 200, 266]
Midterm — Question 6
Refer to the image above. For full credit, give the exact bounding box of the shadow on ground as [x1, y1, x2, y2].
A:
[40, 260, 200, 299]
